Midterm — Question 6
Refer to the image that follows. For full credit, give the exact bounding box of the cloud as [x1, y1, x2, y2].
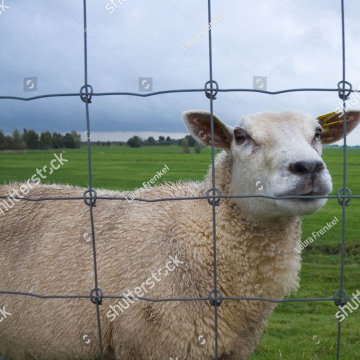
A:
[0, 0, 359, 145]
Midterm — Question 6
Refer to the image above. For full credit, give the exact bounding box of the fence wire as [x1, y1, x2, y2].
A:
[0, 0, 359, 359]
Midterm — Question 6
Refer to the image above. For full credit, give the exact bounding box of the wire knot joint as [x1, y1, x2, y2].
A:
[337, 80, 352, 101]
[83, 189, 97, 207]
[336, 188, 352, 206]
[334, 289, 349, 307]
[90, 288, 103, 305]
[205, 80, 219, 100]
[80, 84, 94, 103]
[208, 289, 223, 307]
[206, 188, 221, 206]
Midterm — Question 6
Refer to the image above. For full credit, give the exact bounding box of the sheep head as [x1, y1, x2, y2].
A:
[183, 110, 360, 218]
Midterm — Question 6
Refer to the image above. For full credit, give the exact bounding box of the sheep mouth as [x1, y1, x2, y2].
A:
[297, 191, 325, 201]
[275, 191, 326, 200]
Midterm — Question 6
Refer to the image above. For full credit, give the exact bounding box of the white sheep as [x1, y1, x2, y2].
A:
[0, 110, 359, 360]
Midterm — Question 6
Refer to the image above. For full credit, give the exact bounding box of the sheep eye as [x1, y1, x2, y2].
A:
[314, 127, 322, 140]
[234, 128, 247, 143]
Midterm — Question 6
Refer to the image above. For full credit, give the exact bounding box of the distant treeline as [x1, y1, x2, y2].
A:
[0, 129, 81, 150]
[0, 131, 203, 153]
[126, 135, 196, 147]
[125, 135, 202, 153]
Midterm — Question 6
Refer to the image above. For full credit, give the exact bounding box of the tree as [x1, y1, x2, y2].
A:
[165, 136, 171, 145]
[4, 135, 14, 150]
[22, 129, 27, 143]
[39, 132, 52, 149]
[158, 136, 165, 145]
[70, 131, 81, 148]
[194, 142, 202, 154]
[0, 131, 5, 150]
[12, 129, 24, 149]
[147, 136, 156, 145]
[181, 138, 189, 153]
[52, 132, 64, 149]
[63, 133, 75, 148]
[23, 130, 39, 149]
[127, 136, 142, 148]
[185, 135, 196, 147]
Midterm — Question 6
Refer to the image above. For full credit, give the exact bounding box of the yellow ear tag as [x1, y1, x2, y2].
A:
[317, 112, 343, 132]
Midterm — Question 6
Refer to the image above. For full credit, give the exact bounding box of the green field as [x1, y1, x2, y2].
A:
[1, 145, 359, 359]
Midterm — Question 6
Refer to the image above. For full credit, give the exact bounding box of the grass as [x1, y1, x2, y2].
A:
[1, 145, 359, 359]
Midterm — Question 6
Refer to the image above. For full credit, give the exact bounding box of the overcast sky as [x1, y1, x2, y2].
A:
[0, 0, 359, 144]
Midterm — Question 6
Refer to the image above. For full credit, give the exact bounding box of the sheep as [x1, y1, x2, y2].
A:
[0, 110, 359, 360]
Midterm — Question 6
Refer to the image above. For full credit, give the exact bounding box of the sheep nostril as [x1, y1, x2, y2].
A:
[289, 161, 325, 175]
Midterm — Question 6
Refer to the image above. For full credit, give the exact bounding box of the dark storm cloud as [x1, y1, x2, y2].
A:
[0, 0, 359, 144]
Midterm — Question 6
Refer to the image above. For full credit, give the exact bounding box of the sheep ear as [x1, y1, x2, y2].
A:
[183, 110, 233, 150]
[317, 111, 360, 144]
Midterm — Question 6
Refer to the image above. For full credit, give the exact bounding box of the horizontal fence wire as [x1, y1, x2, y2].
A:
[0, 87, 359, 101]
[0, 0, 358, 359]
[1, 195, 359, 202]
[0, 290, 359, 304]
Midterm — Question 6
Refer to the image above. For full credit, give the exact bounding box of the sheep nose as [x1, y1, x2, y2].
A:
[289, 161, 325, 175]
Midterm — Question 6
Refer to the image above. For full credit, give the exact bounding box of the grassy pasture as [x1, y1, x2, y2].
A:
[0, 145, 359, 359]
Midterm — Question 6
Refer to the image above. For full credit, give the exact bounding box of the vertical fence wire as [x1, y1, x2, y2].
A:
[206, 0, 220, 358]
[82, 0, 104, 358]
[336, 1, 347, 358]
[0, 0, 358, 359]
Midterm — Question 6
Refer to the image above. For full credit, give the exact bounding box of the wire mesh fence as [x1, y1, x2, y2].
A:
[0, 0, 359, 359]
